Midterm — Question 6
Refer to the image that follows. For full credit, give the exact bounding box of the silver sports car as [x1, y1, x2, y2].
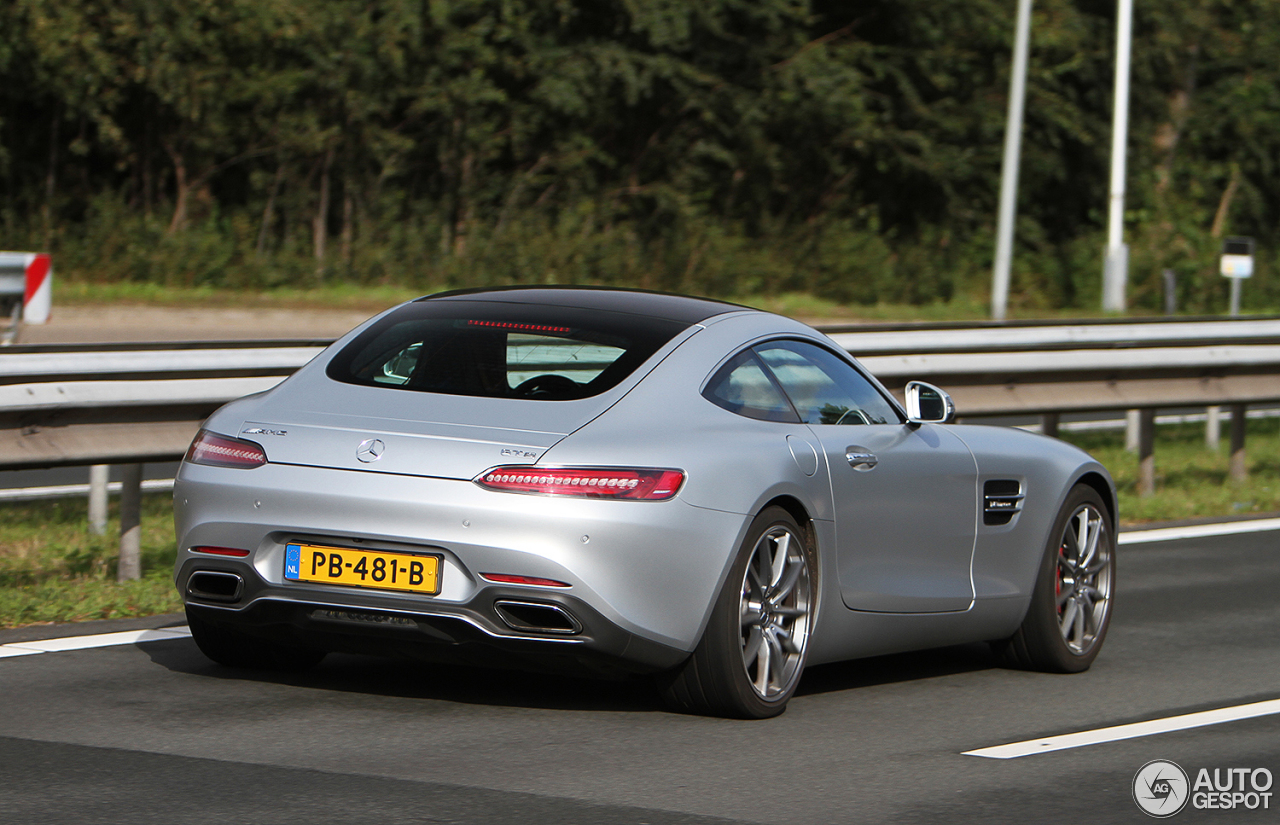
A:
[174, 287, 1116, 718]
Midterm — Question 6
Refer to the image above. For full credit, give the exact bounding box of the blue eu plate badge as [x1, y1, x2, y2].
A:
[285, 544, 301, 579]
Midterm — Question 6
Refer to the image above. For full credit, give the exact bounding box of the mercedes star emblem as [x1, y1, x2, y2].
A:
[356, 438, 385, 463]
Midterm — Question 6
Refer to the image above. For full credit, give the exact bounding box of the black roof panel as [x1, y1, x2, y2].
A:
[418, 286, 746, 325]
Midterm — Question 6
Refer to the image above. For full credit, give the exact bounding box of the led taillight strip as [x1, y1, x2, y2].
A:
[185, 430, 267, 469]
[474, 466, 684, 500]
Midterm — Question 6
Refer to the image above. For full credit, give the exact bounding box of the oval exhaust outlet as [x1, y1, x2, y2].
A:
[493, 600, 581, 635]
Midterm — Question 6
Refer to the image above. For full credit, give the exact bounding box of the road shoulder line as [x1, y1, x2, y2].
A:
[0, 627, 191, 658]
[1119, 516, 1280, 545]
[964, 698, 1280, 759]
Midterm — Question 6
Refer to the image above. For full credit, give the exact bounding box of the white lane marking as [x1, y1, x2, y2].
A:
[965, 698, 1280, 759]
[0, 646, 42, 659]
[0, 626, 191, 658]
[1120, 517, 1280, 545]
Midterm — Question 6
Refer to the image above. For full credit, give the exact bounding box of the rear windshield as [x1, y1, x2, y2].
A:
[326, 300, 691, 400]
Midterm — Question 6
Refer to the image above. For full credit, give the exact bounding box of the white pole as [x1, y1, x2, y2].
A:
[1102, 0, 1135, 312]
[117, 464, 143, 581]
[991, 0, 1034, 322]
[88, 464, 109, 536]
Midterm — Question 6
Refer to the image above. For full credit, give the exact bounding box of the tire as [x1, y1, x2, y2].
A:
[186, 607, 326, 672]
[993, 484, 1115, 673]
[659, 507, 816, 718]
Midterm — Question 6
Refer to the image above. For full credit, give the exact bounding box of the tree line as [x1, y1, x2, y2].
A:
[1, 0, 1277, 312]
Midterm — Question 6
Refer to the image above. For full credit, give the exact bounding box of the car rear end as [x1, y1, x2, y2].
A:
[174, 290, 748, 674]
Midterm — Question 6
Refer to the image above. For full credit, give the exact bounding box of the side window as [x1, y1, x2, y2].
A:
[755, 341, 901, 425]
[703, 349, 800, 423]
[378, 343, 422, 385]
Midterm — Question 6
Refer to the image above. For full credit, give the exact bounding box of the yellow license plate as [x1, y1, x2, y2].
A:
[284, 543, 441, 595]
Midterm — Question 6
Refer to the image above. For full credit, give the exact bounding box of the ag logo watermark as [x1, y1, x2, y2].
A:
[1133, 760, 1190, 817]
[1133, 760, 1274, 817]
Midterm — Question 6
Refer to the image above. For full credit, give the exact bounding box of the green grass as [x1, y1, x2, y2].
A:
[51, 280, 1185, 325]
[1, 418, 1277, 628]
[1059, 417, 1280, 523]
[0, 494, 182, 628]
[54, 279, 424, 313]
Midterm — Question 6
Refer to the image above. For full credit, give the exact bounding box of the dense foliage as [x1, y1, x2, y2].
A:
[1, 0, 1277, 312]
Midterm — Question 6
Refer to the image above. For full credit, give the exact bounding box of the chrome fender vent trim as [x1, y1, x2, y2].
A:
[983, 480, 1024, 526]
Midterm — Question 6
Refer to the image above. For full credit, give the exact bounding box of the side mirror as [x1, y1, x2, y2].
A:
[905, 381, 955, 424]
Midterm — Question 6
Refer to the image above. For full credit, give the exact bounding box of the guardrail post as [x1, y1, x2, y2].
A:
[1229, 403, 1248, 482]
[1125, 410, 1140, 452]
[117, 464, 143, 581]
[88, 464, 109, 536]
[1040, 413, 1060, 439]
[1137, 409, 1156, 497]
[1206, 406, 1221, 450]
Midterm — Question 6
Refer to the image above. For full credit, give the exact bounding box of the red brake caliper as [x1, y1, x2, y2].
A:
[1056, 542, 1067, 616]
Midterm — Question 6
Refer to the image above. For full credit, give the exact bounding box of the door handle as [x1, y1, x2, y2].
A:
[845, 449, 878, 470]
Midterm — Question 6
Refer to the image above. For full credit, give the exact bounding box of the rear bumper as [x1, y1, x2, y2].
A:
[179, 556, 688, 674]
[174, 461, 751, 670]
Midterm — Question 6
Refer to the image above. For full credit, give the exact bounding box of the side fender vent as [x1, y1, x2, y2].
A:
[983, 480, 1024, 526]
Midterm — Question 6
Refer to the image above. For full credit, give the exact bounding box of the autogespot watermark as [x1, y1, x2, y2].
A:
[1133, 760, 1274, 817]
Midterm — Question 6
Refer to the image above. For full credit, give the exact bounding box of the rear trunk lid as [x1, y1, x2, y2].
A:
[234, 382, 606, 480]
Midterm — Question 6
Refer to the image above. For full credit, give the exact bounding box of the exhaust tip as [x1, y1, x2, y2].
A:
[187, 571, 244, 604]
[493, 600, 581, 635]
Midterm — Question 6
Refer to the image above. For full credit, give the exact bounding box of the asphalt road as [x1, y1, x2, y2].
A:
[1, 529, 1278, 824]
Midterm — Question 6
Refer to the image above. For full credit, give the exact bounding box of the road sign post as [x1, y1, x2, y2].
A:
[1220, 236, 1254, 317]
[0, 252, 53, 345]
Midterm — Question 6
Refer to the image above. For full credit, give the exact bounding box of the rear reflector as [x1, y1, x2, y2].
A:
[480, 573, 572, 588]
[191, 546, 251, 557]
[185, 430, 267, 469]
[475, 466, 684, 500]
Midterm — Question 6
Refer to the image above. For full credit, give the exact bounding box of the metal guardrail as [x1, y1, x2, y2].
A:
[0, 345, 326, 384]
[1, 319, 1279, 472]
[0, 344, 321, 469]
[825, 317, 1280, 353]
[861, 346, 1280, 416]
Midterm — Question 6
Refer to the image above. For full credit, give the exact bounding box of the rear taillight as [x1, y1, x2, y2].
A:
[185, 429, 267, 469]
[475, 466, 684, 500]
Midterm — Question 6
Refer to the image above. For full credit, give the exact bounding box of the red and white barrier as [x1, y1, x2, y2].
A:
[0, 252, 52, 323]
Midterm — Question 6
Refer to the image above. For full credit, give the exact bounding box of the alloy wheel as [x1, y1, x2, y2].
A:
[1055, 504, 1113, 655]
[739, 525, 812, 700]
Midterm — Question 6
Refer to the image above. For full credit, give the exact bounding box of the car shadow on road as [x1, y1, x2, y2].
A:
[141, 640, 667, 713]
[796, 642, 998, 696]
[142, 636, 1002, 713]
